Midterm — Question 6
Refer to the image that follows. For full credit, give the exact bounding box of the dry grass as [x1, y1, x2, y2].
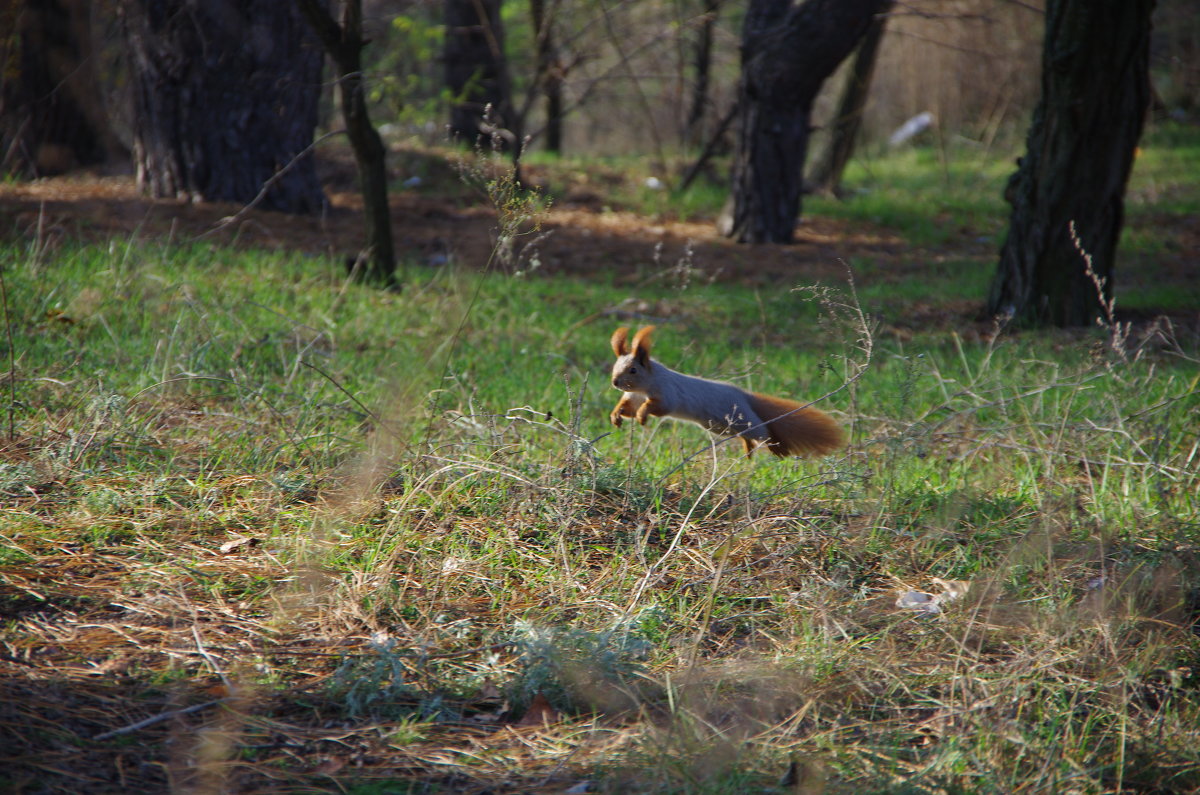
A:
[3, 308, 1197, 792]
[2, 134, 1199, 793]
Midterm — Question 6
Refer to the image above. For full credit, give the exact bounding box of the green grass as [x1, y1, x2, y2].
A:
[1, 129, 1198, 792]
[808, 142, 1014, 246]
[569, 120, 1199, 268]
[1128, 122, 1200, 216]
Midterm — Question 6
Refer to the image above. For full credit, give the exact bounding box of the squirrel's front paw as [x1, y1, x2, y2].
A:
[610, 410, 624, 427]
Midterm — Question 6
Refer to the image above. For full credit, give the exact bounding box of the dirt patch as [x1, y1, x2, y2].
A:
[2, 158, 1195, 339]
[0, 165, 941, 286]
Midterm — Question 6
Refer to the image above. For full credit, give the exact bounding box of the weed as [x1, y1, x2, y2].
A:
[0, 461, 36, 494]
[508, 619, 653, 714]
[326, 633, 420, 720]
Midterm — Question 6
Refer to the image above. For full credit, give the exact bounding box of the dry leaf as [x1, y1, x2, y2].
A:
[466, 710, 502, 725]
[219, 535, 255, 554]
[478, 677, 502, 701]
[932, 578, 971, 602]
[516, 692, 560, 727]
[85, 657, 128, 676]
[310, 756, 346, 775]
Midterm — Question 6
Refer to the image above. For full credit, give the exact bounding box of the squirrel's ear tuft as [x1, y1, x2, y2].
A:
[611, 326, 630, 357]
[631, 325, 655, 367]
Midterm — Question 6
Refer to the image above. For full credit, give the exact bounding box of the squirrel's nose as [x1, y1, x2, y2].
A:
[612, 378, 620, 388]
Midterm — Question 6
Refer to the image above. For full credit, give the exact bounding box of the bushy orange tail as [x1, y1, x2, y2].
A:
[747, 392, 844, 458]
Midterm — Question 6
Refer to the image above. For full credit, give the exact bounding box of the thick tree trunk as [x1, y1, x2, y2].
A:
[988, 0, 1154, 327]
[444, 0, 514, 148]
[726, 0, 888, 244]
[0, 0, 124, 176]
[807, 2, 891, 196]
[296, 0, 397, 288]
[119, 0, 325, 214]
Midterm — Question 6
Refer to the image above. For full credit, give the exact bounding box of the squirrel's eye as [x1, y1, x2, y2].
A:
[629, 366, 637, 373]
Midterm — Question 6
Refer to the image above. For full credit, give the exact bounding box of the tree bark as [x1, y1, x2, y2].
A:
[0, 0, 124, 176]
[684, 0, 721, 148]
[444, 0, 514, 149]
[530, 0, 562, 153]
[725, 0, 889, 244]
[296, 0, 398, 288]
[807, 1, 891, 196]
[987, 0, 1154, 327]
[119, 0, 325, 214]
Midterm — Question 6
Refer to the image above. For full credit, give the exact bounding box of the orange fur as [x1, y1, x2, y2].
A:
[610, 325, 656, 361]
[610, 326, 630, 357]
[746, 392, 845, 458]
[630, 326, 655, 357]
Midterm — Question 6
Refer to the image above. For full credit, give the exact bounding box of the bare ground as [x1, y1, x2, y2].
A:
[3, 156, 1196, 339]
[0, 163, 958, 287]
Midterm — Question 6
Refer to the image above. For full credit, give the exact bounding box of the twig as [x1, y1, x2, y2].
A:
[300, 358, 400, 441]
[92, 698, 231, 741]
[192, 624, 233, 691]
[597, 0, 669, 181]
[0, 253, 15, 441]
[679, 101, 739, 191]
[624, 459, 731, 618]
[197, 130, 344, 240]
[688, 521, 736, 669]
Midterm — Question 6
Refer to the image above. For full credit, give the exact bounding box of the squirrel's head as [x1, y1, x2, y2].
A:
[610, 325, 654, 391]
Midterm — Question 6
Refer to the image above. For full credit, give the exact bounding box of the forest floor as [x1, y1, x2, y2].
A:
[0, 167, 912, 283]
[2, 140, 1199, 794]
[3, 147, 1197, 337]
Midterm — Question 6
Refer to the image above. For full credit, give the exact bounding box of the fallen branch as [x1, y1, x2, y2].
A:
[92, 698, 231, 741]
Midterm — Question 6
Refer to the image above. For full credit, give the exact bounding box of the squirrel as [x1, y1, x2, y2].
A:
[608, 325, 844, 458]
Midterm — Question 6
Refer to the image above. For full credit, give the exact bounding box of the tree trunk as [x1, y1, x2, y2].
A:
[119, 0, 325, 214]
[296, 0, 397, 288]
[530, 0, 562, 153]
[684, 0, 721, 148]
[725, 0, 888, 244]
[0, 0, 124, 176]
[444, 0, 514, 149]
[807, 1, 891, 196]
[543, 60, 563, 154]
[987, 0, 1154, 327]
